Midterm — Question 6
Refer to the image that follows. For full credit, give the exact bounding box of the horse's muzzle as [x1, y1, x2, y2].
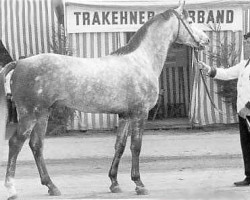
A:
[197, 38, 210, 50]
[196, 43, 207, 50]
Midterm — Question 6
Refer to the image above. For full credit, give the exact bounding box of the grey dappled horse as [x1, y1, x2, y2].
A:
[1, 1, 209, 199]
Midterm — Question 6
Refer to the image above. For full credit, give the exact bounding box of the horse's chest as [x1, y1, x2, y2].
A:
[124, 76, 158, 108]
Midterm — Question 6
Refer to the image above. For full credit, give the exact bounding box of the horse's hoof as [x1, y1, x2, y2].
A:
[135, 186, 149, 195]
[48, 187, 61, 196]
[7, 195, 18, 200]
[110, 185, 122, 193]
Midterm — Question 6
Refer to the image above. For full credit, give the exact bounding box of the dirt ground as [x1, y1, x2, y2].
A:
[1, 127, 250, 200]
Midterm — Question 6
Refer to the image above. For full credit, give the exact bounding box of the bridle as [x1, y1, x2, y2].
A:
[160, 9, 201, 47]
[172, 10, 201, 47]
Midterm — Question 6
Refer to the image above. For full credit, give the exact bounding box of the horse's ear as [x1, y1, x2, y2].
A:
[175, 0, 185, 14]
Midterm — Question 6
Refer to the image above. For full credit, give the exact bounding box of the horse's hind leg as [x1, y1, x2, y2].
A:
[109, 118, 130, 193]
[5, 115, 36, 200]
[29, 113, 61, 196]
[130, 118, 148, 195]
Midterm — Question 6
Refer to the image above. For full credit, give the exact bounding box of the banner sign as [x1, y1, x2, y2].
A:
[65, 4, 243, 33]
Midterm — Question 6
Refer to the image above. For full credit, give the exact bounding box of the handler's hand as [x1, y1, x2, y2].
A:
[239, 107, 250, 119]
[198, 61, 211, 75]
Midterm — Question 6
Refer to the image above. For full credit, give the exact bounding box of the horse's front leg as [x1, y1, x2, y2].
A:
[109, 118, 130, 193]
[130, 118, 148, 195]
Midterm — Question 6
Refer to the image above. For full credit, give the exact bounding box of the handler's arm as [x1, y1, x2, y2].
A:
[213, 60, 247, 80]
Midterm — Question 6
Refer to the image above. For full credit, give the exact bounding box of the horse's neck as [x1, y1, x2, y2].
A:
[134, 17, 177, 77]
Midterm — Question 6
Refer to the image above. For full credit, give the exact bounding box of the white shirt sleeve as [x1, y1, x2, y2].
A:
[5, 70, 13, 94]
[214, 60, 247, 80]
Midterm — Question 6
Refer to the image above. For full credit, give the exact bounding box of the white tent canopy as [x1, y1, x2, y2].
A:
[65, 0, 250, 8]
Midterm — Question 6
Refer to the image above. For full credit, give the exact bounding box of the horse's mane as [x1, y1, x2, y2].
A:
[111, 10, 173, 56]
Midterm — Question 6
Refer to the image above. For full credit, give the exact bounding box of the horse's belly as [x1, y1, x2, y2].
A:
[73, 90, 158, 115]
[62, 92, 130, 114]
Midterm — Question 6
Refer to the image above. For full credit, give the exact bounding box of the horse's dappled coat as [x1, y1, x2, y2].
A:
[12, 53, 158, 118]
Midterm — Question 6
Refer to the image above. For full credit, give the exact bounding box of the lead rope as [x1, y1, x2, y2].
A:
[245, 57, 250, 68]
[193, 49, 238, 117]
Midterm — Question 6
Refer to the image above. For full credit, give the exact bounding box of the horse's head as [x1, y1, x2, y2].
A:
[172, 0, 210, 49]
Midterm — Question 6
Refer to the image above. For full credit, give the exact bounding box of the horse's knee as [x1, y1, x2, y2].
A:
[115, 142, 126, 155]
[9, 133, 28, 150]
[130, 139, 142, 156]
[29, 139, 43, 156]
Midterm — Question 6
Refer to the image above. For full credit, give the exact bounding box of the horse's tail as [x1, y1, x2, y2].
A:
[0, 61, 17, 163]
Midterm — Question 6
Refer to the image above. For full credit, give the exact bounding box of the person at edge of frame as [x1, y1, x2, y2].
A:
[198, 31, 250, 187]
[4, 56, 29, 124]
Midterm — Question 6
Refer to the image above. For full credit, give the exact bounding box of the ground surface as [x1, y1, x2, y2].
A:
[1, 127, 250, 200]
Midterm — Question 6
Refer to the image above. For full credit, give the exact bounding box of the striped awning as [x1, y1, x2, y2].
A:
[65, 0, 250, 8]
[0, 0, 59, 60]
[244, 9, 250, 35]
